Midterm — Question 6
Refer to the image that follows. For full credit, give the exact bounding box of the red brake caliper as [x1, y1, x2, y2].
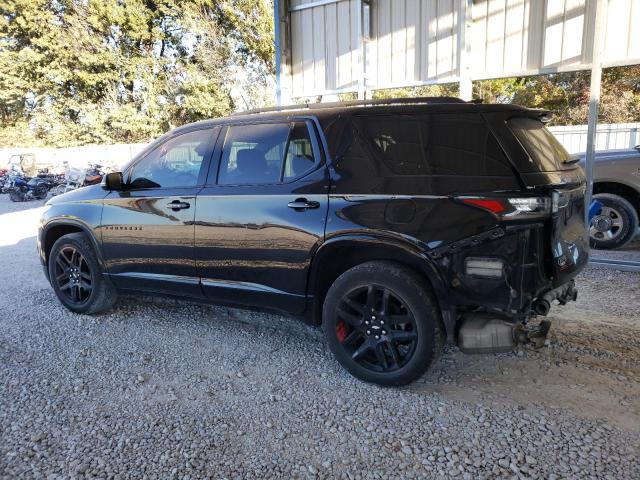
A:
[335, 321, 348, 342]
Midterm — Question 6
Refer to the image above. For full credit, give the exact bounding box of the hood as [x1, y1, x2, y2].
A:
[46, 184, 109, 206]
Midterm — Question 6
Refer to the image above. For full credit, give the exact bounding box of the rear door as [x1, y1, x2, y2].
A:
[195, 119, 329, 314]
[101, 127, 218, 295]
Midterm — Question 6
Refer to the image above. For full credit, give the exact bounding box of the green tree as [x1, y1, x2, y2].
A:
[0, 0, 275, 147]
[474, 67, 640, 125]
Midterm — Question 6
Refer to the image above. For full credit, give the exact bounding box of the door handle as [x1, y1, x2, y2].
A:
[288, 198, 320, 210]
[166, 200, 191, 210]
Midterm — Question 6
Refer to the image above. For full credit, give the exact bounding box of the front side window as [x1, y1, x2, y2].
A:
[129, 129, 212, 189]
[218, 122, 316, 185]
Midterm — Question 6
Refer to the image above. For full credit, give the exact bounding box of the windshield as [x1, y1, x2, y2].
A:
[508, 117, 573, 171]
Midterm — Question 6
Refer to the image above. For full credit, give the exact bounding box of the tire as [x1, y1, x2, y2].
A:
[35, 185, 49, 199]
[48, 232, 117, 314]
[9, 189, 24, 202]
[322, 261, 443, 386]
[590, 193, 639, 250]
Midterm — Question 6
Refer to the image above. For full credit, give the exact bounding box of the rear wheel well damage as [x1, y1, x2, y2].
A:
[593, 182, 640, 216]
[307, 239, 452, 334]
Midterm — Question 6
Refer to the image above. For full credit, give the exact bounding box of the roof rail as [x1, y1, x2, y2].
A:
[232, 96, 468, 116]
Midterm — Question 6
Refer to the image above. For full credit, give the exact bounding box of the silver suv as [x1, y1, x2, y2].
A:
[582, 145, 640, 249]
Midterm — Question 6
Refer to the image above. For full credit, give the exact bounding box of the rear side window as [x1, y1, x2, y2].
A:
[350, 113, 514, 177]
[508, 117, 572, 171]
[218, 123, 290, 185]
[217, 122, 317, 185]
[283, 122, 316, 180]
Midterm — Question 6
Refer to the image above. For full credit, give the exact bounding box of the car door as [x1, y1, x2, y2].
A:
[195, 119, 330, 314]
[101, 126, 219, 296]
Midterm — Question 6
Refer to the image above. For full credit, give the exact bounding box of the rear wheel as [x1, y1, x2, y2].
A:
[322, 261, 443, 386]
[590, 193, 638, 250]
[49, 233, 117, 314]
[34, 185, 48, 199]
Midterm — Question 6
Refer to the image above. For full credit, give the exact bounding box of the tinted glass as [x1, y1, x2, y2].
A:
[218, 123, 290, 185]
[352, 114, 514, 176]
[354, 116, 426, 175]
[129, 129, 211, 189]
[508, 117, 572, 171]
[283, 122, 315, 180]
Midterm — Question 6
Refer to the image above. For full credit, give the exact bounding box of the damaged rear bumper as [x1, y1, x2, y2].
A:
[457, 280, 577, 354]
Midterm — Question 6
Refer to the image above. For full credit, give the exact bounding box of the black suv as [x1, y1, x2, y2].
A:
[38, 98, 588, 386]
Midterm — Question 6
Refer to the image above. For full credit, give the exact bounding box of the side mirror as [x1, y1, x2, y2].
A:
[102, 172, 124, 191]
[634, 145, 640, 152]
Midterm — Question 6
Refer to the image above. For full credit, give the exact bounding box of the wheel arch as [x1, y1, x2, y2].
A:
[306, 234, 451, 329]
[593, 181, 640, 217]
[42, 220, 103, 270]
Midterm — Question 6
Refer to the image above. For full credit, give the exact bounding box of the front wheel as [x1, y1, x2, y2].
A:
[9, 189, 24, 202]
[322, 261, 443, 386]
[590, 193, 638, 250]
[48, 233, 117, 314]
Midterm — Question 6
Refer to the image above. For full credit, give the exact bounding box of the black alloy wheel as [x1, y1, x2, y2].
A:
[48, 233, 117, 314]
[53, 246, 93, 305]
[334, 285, 418, 373]
[323, 261, 443, 386]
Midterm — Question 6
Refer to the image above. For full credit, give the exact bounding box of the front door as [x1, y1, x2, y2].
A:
[195, 120, 329, 314]
[101, 127, 218, 296]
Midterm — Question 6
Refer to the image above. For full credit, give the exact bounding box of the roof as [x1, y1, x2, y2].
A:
[170, 97, 548, 134]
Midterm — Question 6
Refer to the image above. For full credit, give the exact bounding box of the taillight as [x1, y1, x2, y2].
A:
[458, 198, 506, 214]
[458, 196, 551, 219]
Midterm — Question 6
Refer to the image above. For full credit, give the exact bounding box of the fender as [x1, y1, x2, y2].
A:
[594, 178, 640, 192]
[306, 232, 454, 335]
[40, 218, 105, 269]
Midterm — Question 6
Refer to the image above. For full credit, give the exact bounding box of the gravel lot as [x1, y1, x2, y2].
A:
[1, 195, 638, 479]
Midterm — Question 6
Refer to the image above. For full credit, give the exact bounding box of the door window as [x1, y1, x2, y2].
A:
[218, 122, 317, 185]
[129, 129, 212, 189]
[283, 122, 316, 180]
[218, 123, 290, 185]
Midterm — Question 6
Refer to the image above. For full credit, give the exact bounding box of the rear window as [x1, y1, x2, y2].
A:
[349, 113, 515, 177]
[508, 117, 572, 171]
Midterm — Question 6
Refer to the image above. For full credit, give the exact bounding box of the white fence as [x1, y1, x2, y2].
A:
[0, 123, 638, 171]
[549, 123, 640, 154]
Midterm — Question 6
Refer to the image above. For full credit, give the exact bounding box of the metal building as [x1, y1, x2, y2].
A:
[275, 0, 639, 101]
[274, 0, 640, 269]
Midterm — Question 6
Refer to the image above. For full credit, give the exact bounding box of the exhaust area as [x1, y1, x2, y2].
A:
[532, 280, 578, 316]
[458, 315, 553, 354]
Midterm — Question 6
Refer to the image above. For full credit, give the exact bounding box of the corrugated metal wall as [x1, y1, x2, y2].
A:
[282, 0, 640, 98]
[289, 0, 361, 94]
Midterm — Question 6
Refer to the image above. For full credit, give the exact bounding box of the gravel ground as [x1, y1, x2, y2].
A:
[0, 195, 638, 479]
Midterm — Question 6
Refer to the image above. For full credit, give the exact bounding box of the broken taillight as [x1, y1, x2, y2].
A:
[458, 196, 551, 219]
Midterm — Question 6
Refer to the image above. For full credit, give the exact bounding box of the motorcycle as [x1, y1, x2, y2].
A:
[9, 176, 52, 202]
[1, 168, 22, 194]
[49, 163, 105, 196]
[0, 168, 8, 191]
[83, 163, 105, 186]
